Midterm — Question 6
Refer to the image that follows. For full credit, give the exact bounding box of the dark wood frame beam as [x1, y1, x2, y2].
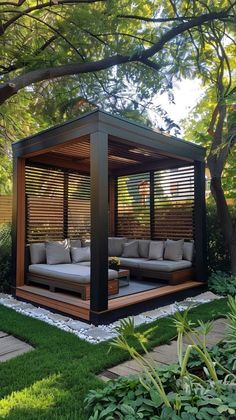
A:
[90, 131, 109, 312]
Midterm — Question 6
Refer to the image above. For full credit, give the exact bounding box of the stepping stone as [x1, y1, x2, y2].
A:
[0, 332, 33, 362]
[86, 327, 116, 341]
[67, 320, 91, 331]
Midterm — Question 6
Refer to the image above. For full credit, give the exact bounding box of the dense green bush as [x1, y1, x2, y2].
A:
[206, 203, 236, 273]
[0, 223, 12, 293]
[208, 271, 236, 296]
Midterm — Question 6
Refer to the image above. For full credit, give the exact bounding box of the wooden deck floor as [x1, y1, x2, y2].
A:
[16, 281, 203, 322]
[0, 331, 33, 362]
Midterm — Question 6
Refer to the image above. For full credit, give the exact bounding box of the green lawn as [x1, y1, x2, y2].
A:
[0, 298, 228, 419]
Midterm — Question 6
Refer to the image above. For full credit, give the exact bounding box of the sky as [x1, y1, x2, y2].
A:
[150, 78, 203, 134]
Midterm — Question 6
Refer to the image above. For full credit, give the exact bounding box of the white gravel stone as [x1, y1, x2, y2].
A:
[66, 320, 91, 331]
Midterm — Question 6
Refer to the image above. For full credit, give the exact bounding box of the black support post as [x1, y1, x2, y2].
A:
[194, 161, 208, 282]
[90, 131, 109, 312]
[150, 171, 155, 240]
[63, 172, 69, 239]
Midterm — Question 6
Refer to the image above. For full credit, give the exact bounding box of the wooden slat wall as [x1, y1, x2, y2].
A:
[153, 166, 194, 240]
[0, 195, 12, 224]
[25, 164, 90, 243]
[116, 166, 194, 241]
[116, 173, 151, 239]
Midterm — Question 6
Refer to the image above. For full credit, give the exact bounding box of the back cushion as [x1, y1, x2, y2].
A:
[122, 241, 139, 258]
[71, 247, 90, 263]
[148, 241, 164, 260]
[108, 237, 126, 257]
[164, 239, 184, 261]
[138, 240, 150, 258]
[183, 241, 194, 262]
[30, 243, 46, 264]
[46, 241, 71, 264]
[70, 239, 82, 248]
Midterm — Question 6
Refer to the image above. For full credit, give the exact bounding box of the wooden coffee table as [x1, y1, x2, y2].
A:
[117, 269, 130, 287]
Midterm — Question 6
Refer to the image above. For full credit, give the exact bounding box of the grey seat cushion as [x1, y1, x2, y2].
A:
[29, 264, 118, 283]
[138, 259, 192, 272]
[108, 237, 126, 257]
[119, 257, 145, 268]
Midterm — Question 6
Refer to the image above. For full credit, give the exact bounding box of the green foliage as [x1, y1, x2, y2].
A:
[208, 271, 236, 296]
[0, 298, 228, 419]
[206, 203, 236, 272]
[0, 223, 12, 293]
[86, 299, 236, 419]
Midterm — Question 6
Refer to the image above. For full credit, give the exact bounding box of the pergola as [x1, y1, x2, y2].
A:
[12, 110, 207, 324]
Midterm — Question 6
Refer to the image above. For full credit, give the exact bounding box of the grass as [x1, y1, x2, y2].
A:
[0, 298, 228, 419]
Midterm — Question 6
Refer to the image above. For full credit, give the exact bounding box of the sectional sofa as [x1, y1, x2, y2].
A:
[26, 236, 194, 299]
[108, 237, 194, 285]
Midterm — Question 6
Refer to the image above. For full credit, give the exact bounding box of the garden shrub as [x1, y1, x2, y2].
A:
[0, 223, 12, 293]
[85, 299, 236, 419]
[208, 271, 236, 296]
[206, 202, 236, 273]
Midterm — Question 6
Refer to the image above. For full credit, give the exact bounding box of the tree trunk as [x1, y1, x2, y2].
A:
[210, 176, 236, 275]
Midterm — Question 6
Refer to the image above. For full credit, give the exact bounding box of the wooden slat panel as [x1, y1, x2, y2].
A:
[25, 164, 90, 243]
[116, 173, 150, 239]
[0, 195, 12, 224]
[153, 166, 194, 240]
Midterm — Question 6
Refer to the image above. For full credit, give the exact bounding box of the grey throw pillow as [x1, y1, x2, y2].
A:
[46, 242, 71, 264]
[30, 242, 46, 264]
[108, 237, 126, 256]
[122, 241, 139, 258]
[148, 241, 164, 260]
[71, 247, 90, 263]
[164, 239, 184, 261]
[183, 241, 194, 261]
[70, 239, 82, 248]
[138, 240, 150, 258]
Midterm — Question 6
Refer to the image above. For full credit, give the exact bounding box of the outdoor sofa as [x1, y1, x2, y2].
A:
[27, 240, 119, 300]
[26, 237, 194, 299]
[108, 237, 194, 285]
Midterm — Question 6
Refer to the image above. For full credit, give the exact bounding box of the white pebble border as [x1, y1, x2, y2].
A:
[0, 292, 221, 344]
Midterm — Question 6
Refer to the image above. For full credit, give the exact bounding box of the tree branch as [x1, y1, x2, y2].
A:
[0, 9, 231, 105]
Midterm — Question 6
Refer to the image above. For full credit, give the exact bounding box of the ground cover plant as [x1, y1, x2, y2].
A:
[209, 271, 236, 296]
[85, 298, 236, 419]
[0, 298, 229, 419]
[0, 223, 12, 293]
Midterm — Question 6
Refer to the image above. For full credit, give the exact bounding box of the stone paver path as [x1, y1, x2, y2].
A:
[0, 331, 33, 362]
[99, 318, 227, 381]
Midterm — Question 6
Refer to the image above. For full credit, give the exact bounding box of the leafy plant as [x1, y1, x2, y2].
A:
[208, 271, 236, 296]
[0, 223, 12, 293]
[85, 300, 236, 419]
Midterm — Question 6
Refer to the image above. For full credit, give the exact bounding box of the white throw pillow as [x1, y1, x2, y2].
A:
[71, 247, 91, 263]
[183, 241, 194, 262]
[148, 241, 164, 260]
[164, 239, 184, 261]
